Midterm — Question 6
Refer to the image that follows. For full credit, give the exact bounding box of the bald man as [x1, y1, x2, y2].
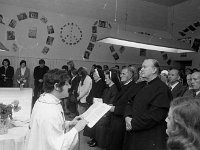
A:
[123, 59, 172, 150]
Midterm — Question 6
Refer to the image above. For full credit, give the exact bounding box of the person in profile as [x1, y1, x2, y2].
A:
[166, 97, 200, 150]
[27, 69, 88, 150]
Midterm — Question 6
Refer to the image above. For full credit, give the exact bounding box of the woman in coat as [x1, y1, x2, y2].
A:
[15, 60, 30, 87]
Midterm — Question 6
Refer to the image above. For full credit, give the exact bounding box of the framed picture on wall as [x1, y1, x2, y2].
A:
[7, 31, 15, 40]
[29, 11, 38, 19]
[113, 53, 119, 60]
[47, 25, 54, 34]
[119, 46, 125, 54]
[9, 19, 17, 28]
[42, 46, 50, 55]
[87, 43, 95, 51]
[46, 36, 54, 46]
[40, 16, 48, 24]
[28, 27, 37, 38]
[92, 26, 97, 33]
[140, 48, 146, 57]
[109, 45, 115, 53]
[17, 12, 28, 21]
[90, 34, 97, 42]
[83, 51, 90, 59]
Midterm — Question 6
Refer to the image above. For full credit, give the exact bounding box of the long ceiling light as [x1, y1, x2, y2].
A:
[0, 41, 9, 51]
[97, 30, 194, 53]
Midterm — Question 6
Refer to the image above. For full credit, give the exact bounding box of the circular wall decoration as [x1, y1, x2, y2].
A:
[60, 22, 83, 46]
[6, 11, 55, 55]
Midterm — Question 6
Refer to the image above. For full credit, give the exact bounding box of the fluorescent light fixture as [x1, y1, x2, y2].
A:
[97, 30, 194, 53]
[0, 41, 9, 51]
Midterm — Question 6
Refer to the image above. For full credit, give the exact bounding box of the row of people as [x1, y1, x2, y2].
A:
[27, 58, 200, 150]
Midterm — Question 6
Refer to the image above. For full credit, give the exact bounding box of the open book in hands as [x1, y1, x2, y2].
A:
[81, 101, 111, 128]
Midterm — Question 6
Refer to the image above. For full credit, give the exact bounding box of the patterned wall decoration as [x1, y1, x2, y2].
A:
[6, 11, 55, 55]
[60, 22, 83, 46]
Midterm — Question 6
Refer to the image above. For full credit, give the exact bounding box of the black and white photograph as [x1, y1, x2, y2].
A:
[46, 36, 54, 46]
[109, 45, 115, 53]
[47, 25, 54, 34]
[40, 16, 48, 24]
[28, 27, 37, 38]
[92, 26, 97, 33]
[17, 12, 28, 21]
[90, 34, 97, 42]
[140, 48, 146, 56]
[113, 52, 119, 60]
[9, 19, 17, 28]
[87, 42, 95, 51]
[7, 31, 15, 40]
[29, 11, 39, 19]
[83, 51, 90, 59]
[42, 46, 50, 55]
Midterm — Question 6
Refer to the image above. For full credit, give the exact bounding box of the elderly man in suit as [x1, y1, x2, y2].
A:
[123, 59, 172, 150]
[168, 68, 186, 99]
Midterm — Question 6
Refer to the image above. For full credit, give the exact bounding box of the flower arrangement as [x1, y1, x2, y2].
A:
[0, 100, 21, 134]
[17, 76, 26, 88]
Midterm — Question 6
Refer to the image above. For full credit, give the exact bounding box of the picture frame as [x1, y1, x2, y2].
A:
[83, 51, 90, 59]
[29, 11, 38, 19]
[113, 53, 119, 60]
[17, 13, 28, 21]
[9, 19, 17, 28]
[46, 36, 54, 46]
[42, 46, 50, 55]
[28, 27, 37, 38]
[87, 42, 95, 51]
[7, 31, 15, 40]
[47, 25, 54, 34]
[90, 34, 97, 42]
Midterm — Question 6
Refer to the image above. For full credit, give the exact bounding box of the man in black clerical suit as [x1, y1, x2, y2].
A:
[33, 59, 49, 107]
[0, 59, 14, 87]
[123, 59, 172, 150]
[108, 66, 145, 150]
[168, 68, 186, 99]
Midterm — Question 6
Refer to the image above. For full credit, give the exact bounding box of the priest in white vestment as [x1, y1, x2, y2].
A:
[27, 69, 88, 150]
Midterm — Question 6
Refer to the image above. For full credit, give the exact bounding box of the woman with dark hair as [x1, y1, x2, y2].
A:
[0, 58, 14, 87]
[77, 67, 92, 115]
[166, 97, 200, 150]
[93, 69, 120, 148]
[27, 69, 88, 150]
[15, 60, 30, 87]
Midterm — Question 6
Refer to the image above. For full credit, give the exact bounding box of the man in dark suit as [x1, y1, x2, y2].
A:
[0, 59, 14, 87]
[108, 66, 144, 150]
[33, 59, 49, 107]
[168, 68, 186, 99]
[123, 59, 172, 150]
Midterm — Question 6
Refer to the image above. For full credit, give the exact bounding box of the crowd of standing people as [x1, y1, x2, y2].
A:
[0, 58, 200, 150]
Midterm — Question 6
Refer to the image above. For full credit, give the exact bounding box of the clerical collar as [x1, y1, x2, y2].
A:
[146, 76, 158, 85]
[38, 93, 61, 104]
[170, 82, 179, 90]
[124, 79, 133, 85]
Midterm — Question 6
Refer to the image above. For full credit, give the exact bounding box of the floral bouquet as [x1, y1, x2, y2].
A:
[17, 76, 26, 88]
[0, 100, 21, 134]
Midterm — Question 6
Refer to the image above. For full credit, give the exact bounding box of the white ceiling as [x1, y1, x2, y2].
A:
[0, 0, 200, 39]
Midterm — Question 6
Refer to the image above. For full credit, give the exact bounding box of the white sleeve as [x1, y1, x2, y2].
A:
[42, 118, 78, 150]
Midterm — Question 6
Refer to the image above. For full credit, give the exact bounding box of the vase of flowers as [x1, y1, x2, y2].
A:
[0, 100, 21, 134]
